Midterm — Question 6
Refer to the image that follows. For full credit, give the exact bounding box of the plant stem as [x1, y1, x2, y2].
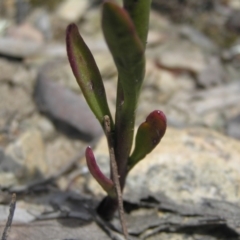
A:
[103, 115, 128, 238]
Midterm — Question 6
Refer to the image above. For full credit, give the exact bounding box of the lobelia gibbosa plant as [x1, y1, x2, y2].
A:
[66, 0, 166, 222]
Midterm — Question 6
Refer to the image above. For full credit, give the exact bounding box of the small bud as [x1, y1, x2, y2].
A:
[128, 110, 167, 170]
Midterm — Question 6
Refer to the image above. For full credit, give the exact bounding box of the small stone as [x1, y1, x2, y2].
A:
[34, 67, 103, 140]
[5, 129, 47, 182]
[56, 0, 89, 23]
[0, 205, 35, 223]
[226, 10, 240, 33]
[0, 58, 17, 82]
[26, 9, 52, 40]
[203, 111, 225, 131]
[147, 30, 166, 47]
[197, 57, 226, 88]
[0, 58, 35, 91]
[144, 60, 178, 103]
[0, 36, 42, 58]
[228, 0, 240, 10]
[6, 23, 44, 43]
[36, 115, 55, 140]
[94, 52, 117, 79]
[0, 84, 35, 132]
[179, 25, 217, 53]
[45, 136, 82, 176]
[156, 40, 206, 74]
[226, 114, 240, 140]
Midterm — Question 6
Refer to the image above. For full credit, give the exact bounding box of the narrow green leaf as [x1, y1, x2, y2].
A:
[128, 110, 167, 170]
[123, 0, 151, 48]
[66, 23, 113, 128]
[102, 1, 145, 102]
[102, 1, 146, 185]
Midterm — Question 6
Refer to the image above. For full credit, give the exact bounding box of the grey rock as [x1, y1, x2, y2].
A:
[0, 37, 42, 58]
[156, 40, 206, 74]
[180, 25, 218, 53]
[27, 9, 52, 40]
[45, 135, 83, 176]
[197, 57, 226, 88]
[0, 205, 35, 223]
[0, 220, 111, 240]
[15, 0, 30, 24]
[34, 67, 103, 140]
[226, 114, 240, 140]
[226, 10, 240, 33]
[55, 0, 89, 22]
[0, 148, 22, 187]
[35, 115, 55, 140]
[5, 129, 47, 182]
[190, 81, 240, 114]
[0, 58, 18, 82]
[167, 81, 240, 130]
[0, 58, 35, 91]
[0, 84, 35, 132]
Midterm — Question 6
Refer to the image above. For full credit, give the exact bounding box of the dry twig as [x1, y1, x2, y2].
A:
[1, 193, 16, 240]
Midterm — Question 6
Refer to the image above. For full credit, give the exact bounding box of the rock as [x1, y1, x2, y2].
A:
[0, 58, 35, 91]
[34, 67, 103, 140]
[87, 127, 240, 205]
[0, 59, 18, 82]
[0, 220, 111, 240]
[226, 10, 240, 33]
[228, 0, 240, 10]
[166, 81, 240, 130]
[197, 56, 226, 88]
[22, 113, 56, 140]
[80, 7, 101, 36]
[202, 111, 225, 131]
[146, 232, 215, 240]
[0, 205, 35, 223]
[26, 9, 52, 40]
[94, 52, 117, 79]
[226, 114, 240, 140]
[0, 36, 42, 58]
[35, 115, 56, 140]
[34, 60, 80, 92]
[137, 60, 195, 126]
[147, 30, 166, 47]
[5, 129, 47, 182]
[179, 25, 218, 53]
[0, 148, 22, 187]
[156, 40, 206, 74]
[6, 23, 44, 43]
[45, 135, 83, 176]
[189, 81, 240, 114]
[15, 0, 30, 23]
[12, 65, 35, 92]
[0, 84, 35, 134]
[55, 0, 89, 23]
[144, 61, 178, 103]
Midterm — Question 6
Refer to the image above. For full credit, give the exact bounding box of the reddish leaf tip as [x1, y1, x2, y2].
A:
[146, 110, 167, 136]
[128, 110, 167, 170]
[146, 110, 167, 124]
[85, 146, 115, 196]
